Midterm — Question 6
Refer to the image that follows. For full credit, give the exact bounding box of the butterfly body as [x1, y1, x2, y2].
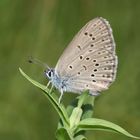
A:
[45, 17, 118, 102]
[45, 69, 87, 94]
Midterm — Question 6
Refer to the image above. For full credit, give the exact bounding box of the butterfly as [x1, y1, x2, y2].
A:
[31, 17, 118, 103]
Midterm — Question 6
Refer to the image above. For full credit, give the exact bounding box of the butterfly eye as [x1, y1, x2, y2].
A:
[48, 71, 51, 77]
[45, 69, 54, 79]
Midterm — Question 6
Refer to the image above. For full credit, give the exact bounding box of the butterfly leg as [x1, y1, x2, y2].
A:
[49, 84, 54, 94]
[46, 81, 51, 88]
[58, 89, 64, 103]
[44, 81, 51, 92]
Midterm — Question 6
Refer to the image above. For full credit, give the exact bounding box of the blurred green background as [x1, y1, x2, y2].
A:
[0, 0, 140, 139]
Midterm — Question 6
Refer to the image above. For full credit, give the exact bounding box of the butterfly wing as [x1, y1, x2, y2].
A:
[55, 17, 117, 94]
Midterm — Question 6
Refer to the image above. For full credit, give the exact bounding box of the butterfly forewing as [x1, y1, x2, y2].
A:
[55, 17, 117, 94]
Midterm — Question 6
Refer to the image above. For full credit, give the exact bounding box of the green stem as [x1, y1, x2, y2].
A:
[77, 91, 89, 108]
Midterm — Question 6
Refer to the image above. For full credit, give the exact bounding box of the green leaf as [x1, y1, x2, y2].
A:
[69, 107, 83, 129]
[74, 135, 87, 140]
[55, 128, 74, 140]
[76, 118, 140, 139]
[19, 68, 69, 128]
[77, 91, 89, 108]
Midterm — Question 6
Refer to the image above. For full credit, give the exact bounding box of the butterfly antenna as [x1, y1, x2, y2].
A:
[28, 56, 50, 69]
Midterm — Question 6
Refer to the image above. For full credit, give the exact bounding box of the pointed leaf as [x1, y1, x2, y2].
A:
[19, 68, 69, 127]
[76, 118, 140, 139]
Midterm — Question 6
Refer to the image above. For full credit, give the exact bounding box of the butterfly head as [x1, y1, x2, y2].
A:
[45, 68, 55, 80]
